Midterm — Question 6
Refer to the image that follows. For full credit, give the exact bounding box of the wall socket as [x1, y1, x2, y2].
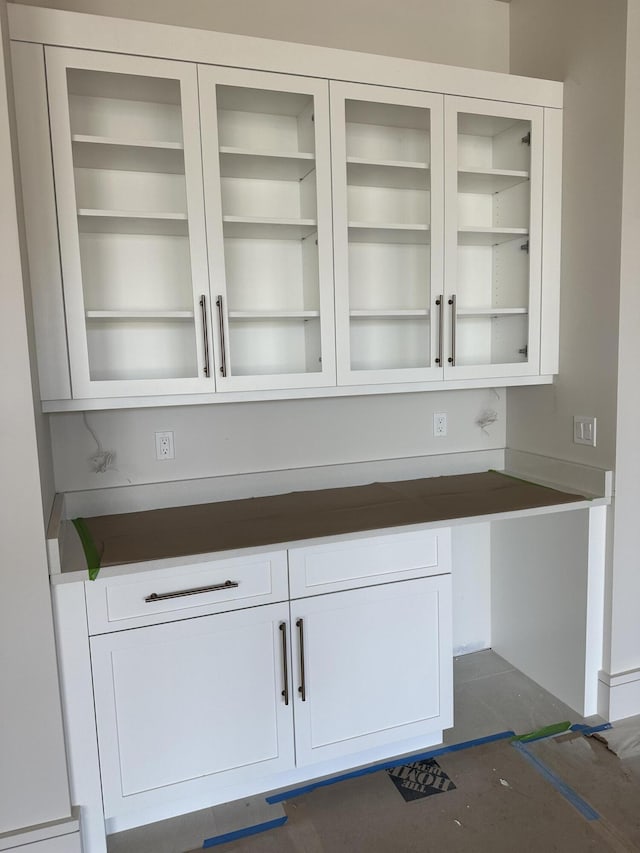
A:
[433, 412, 448, 437]
[573, 416, 596, 447]
[155, 431, 175, 460]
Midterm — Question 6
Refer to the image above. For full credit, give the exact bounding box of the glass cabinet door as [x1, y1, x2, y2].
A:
[46, 47, 213, 398]
[199, 67, 336, 392]
[444, 98, 543, 379]
[331, 82, 444, 385]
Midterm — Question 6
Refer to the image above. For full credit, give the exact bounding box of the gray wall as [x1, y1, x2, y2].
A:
[14, 0, 510, 70]
[508, 0, 634, 686]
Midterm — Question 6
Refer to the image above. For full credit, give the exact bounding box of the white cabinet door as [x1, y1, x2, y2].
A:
[46, 47, 214, 399]
[199, 66, 336, 392]
[330, 81, 445, 385]
[291, 575, 452, 767]
[443, 97, 544, 380]
[90, 603, 294, 818]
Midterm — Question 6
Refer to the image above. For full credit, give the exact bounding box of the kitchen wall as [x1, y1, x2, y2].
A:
[51, 390, 506, 498]
[13, 0, 510, 71]
[508, 0, 634, 705]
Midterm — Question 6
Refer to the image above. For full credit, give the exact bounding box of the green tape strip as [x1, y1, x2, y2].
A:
[511, 721, 571, 743]
[71, 518, 101, 581]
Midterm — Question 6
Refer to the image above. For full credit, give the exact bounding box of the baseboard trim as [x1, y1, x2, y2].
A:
[0, 812, 80, 851]
[598, 667, 640, 721]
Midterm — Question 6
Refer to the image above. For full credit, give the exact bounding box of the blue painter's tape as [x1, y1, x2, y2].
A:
[202, 816, 287, 848]
[570, 722, 613, 736]
[265, 730, 516, 804]
[512, 740, 600, 821]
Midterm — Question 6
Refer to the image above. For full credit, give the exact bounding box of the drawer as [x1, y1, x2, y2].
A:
[288, 528, 451, 598]
[85, 550, 289, 634]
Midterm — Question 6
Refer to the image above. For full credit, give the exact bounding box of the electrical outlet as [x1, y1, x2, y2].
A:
[433, 412, 447, 437]
[155, 431, 175, 460]
[573, 416, 596, 447]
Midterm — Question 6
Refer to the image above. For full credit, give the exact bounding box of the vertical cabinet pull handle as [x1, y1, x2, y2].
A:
[435, 295, 443, 366]
[296, 618, 306, 701]
[199, 295, 210, 377]
[279, 622, 289, 706]
[216, 294, 227, 377]
[448, 294, 457, 367]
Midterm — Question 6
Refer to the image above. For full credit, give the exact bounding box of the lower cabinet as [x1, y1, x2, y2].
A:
[291, 576, 453, 766]
[56, 528, 452, 844]
[90, 602, 295, 818]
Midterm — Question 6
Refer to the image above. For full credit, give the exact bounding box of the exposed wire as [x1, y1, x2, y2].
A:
[476, 408, 499, 436]
[82, 412, 116, 474]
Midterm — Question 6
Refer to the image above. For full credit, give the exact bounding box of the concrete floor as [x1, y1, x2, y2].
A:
[108, 649, 610, 853]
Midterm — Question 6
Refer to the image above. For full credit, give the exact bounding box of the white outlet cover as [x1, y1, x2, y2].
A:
[155, 430, 175, 460]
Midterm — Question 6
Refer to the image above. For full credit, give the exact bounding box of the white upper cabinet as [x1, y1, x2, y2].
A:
[331, 82, 444, 385]
[45, 47, 214, 398]
[198, 67, 336, 391]
[19, 32, 561, 407]
[443, 98, 544, 380]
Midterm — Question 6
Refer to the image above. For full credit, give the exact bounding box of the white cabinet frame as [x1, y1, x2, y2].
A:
[46, 47, 214, 399]
[199, 66, 336, 392]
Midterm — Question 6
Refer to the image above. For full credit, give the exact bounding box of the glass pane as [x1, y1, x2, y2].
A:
[67, 68, 199, 381]
[344, 99, 432, 372]
[455, 112, 531, 367]
[216, 85, 321, 377]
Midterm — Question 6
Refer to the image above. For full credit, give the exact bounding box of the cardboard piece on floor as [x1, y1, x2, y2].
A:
[107, 799, 285, 853]
[591, 714, 640, 760]
[73, 471, 586, 570]
[209, 737, 639, 853]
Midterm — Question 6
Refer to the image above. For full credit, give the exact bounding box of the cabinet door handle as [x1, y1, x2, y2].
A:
[435, 294, 443, 366]
[448, 294, 457, 367]
[279, 622, 289, 706]
[199, 294, 210, 378]
[296, 618, 306, 701]
[144, 579, 239, 602]
[216, 294, 227, 377]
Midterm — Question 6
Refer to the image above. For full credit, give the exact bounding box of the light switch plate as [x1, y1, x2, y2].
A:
[574, 416, 596, 447]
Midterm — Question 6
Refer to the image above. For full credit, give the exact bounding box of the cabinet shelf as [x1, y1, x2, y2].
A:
[228, 310, 320, 320]
[348, 222, 430, 245]
[85, 310, 195, 320]
[222, 216, 317, 240]
[457, 307, 528, 317]
[347, 157, 430, 189]
[458, 226, 528, 246]
[350, 309, 430, 318]
[458, 168, 529, 194]
[72, 134, 185, 174]
[219, 147, 315, 180]
[77, 208, 189, 235]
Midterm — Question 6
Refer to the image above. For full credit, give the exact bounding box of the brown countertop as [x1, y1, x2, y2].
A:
[76, 471, 587, 571]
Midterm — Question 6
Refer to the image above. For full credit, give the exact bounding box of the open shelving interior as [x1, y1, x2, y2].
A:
[67, 67, 200, 382]
[344, 98, 433, 371]
[453, 111, 531, 367]
[216, 84, 323, 377]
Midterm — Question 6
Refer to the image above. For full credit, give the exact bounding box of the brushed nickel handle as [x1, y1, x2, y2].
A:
[199, 294, 210, 377]
[296, 618, 306, 702]
[145, 579, 238, 603]
[448, 294, 457, 367]
[280, 622, 289, 706]
[216, 294, 227, 377]
[435, 294, 443, 366]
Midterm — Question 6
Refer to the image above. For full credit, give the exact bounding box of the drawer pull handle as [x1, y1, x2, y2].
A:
[145, 580, 239, 603]
[279, 622, 289, 706]
[296, 618, 306, 702]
